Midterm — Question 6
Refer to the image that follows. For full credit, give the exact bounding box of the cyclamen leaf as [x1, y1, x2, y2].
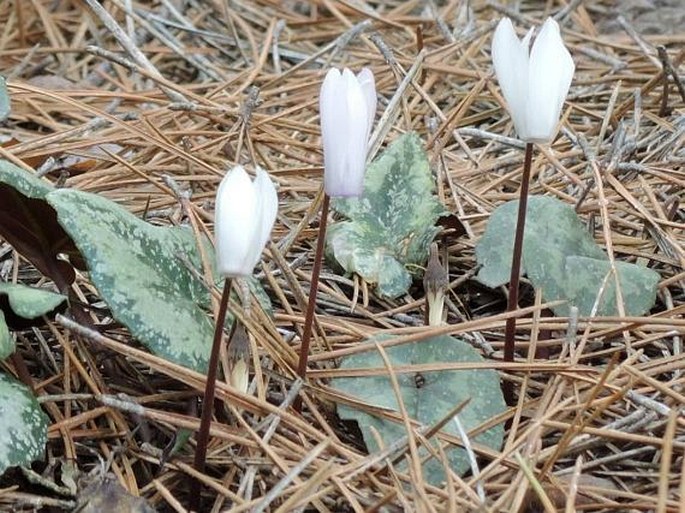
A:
[0, 373, 49, 475]
[326, 133, 445, 298]
[47, 188, 214, 372]
[0, 314, 10, 360]
[561, 256, 659, 317]
[476, 196, 660, 316]
[331, 334, 506, 485]
[46, 188, 271, 372]
[0, 282, 67, 330]
[0, 160, 84, 289]
[0, 76, 9, 121]
[0, 283, 67, 359]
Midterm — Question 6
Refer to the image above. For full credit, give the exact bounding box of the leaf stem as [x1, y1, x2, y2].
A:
[295, 193, 330, 411]
[190, 277, 233, 510]
[503, 142, 533, 405]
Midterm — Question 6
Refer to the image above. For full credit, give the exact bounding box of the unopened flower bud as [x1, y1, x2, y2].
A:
[423, 243, 448, 326]
[228, 322, 250, 394]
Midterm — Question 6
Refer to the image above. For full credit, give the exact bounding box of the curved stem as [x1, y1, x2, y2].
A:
[295, 193, 330, 410]
[503, 142, 533, 405]
[190, 278, 233, 510]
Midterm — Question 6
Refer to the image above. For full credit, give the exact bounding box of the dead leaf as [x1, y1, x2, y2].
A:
[76, 476, 156, 513]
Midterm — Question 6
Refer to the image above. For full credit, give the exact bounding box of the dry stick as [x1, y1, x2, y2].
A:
[251, 441, 329, 513]
[83, 0, 186, 103]
[295, 193, 331, 411]
[502, 142, 534, 405]
[657, 45, 685, 118]
[656, 410, 678, 513]
[191, 278, 234, 511]
[657, 45, 685, 103]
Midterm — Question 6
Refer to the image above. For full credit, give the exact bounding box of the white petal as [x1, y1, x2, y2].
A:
[356, 67, 377, 137]
[525, 17, 575, 143]
[215, 166, 259, 277]
[492, 17, 531, 138]
[320, 68, 347, 196]
[252, 167, 278, 265]
[337, 69, 370, 197]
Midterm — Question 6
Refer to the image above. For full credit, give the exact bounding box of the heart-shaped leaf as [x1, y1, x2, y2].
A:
[0, 160, 84, 290]
[331, 334, 506, 485]
[326, 133, 445, 298]
[0, 373, 49, 475]
[476, 195, 659, 316]
[47, 188, 214, 372]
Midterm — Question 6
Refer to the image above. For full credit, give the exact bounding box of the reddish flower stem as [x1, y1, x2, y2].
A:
[190, 278, 233, 510]
[295, 193, 330, 411]
[503, 142, 533, 405]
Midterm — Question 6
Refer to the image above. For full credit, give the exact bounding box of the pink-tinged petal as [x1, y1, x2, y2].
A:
[492, 17, 531, 138]
[214, 166, 259, 277]
[525, 17, 575, 143]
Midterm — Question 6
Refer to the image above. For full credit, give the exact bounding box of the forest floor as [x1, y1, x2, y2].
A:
[0, 1, 683, 512]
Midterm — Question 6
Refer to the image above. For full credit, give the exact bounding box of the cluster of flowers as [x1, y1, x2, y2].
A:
[212, 16, 575, 279]
[194, 17, 575, 485]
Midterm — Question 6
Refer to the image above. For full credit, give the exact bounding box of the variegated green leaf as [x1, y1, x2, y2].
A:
[562, 256, 659, 316]
[0, 313, 10, 360]
[47, 188, 214, 372]
[0, 283, 66, 358]
[46, 189, 271, 372]
[326, 133, 445, 298]
[0, 76, 9, 122]
[0, 373, 49, 474]
[0, 283, 66, 321]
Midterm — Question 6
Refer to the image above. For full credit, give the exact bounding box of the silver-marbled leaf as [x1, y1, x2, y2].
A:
[0, 283, 66, 358]
[0, 373, 49, 475]
[326, 133, 445, 299]
[0, 282, 66, 320]
[0, 76, 9, 122]
[562, 256, 659, 317]
[0, 313, 10, 360]
[47, 188, 213, 372]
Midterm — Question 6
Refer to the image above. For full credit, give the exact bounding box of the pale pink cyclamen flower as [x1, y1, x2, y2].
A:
[319, 67, 377, 197]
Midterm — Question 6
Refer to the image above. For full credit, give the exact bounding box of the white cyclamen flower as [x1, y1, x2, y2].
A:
[492, 17, 575, 143]
[215, 165, 278, 277]
[319, 67, 377, 197]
